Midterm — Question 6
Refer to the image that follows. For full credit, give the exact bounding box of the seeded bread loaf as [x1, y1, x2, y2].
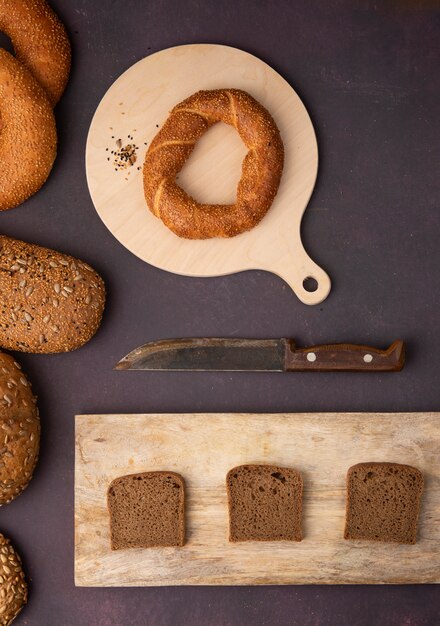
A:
[226, 464, 303, 542]
[0, 235, 105, 353]
[107, 471, 185, 549]
[0, 532, 27, 625]
[344, 462, 424, 544]
[0, 352, 40, 505]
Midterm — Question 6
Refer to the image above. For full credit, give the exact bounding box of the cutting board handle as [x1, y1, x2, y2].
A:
[268, 244, 331, 305]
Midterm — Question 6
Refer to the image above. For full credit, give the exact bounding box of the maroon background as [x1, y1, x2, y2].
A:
[1, 0, 440, 624]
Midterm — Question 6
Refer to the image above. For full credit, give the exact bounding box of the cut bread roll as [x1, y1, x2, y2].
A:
[0, 235, 105, 353]
[226, 464, 303, 542]
[107, 471, 185, 549]
[0, 352, 40, 505]
[344, 462, 424, 544]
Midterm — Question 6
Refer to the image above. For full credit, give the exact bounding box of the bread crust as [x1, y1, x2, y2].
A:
[0, 0, 71, 105]
[0, 49, 57, 211]
[143, 89, 284, 239]
[0, 352, 39, 505]
[0, 235, 106, 353]
[0, 533, 27, 624]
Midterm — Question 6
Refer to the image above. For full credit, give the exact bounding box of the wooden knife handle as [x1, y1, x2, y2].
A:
[284, 340, 405, 372]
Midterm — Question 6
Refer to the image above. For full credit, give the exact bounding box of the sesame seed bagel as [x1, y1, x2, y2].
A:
[0, 235, 106, 354]
[0, 0, 71, 105]
[0, 352, 39, 506]
[143, 88, 284, 239]
[0, 49, 57, 211]
[0, 533, 27, 624]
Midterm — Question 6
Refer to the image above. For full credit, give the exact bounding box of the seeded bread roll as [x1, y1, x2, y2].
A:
[0, 533, 27, 624]
[0, 352, 39, 505]
[0, 235, 106, 353]
[0, 49, 57, 212]
[107, 471, 186, 549]
[0, 0, 71, 105]
[226, 464, 303, 542]
[143, 88, 284, 239]
[344, 462, 424, 544]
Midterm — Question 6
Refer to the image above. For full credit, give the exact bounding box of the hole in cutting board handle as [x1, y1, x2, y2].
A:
[273, 258, 330, 304]
[302, 276, 318, 292]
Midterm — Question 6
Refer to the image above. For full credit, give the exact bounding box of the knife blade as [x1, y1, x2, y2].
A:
[114, 338, 405, 372]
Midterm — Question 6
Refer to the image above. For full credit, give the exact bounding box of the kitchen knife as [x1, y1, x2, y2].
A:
[114, 338, 405, 372]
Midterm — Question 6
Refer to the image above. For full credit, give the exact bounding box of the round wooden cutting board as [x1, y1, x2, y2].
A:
[86, 44, 331, 305]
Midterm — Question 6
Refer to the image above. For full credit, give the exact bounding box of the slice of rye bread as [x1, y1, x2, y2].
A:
[226, 464, 303, 542]
[344, 462, 424, 544]
[107, 471, 185, 549]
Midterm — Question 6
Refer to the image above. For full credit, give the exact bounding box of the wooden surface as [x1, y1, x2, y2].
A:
[85, 44, 331, 305]
[75, 413, 440, 587]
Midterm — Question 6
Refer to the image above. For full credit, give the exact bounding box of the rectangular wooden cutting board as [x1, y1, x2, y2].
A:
[75, 413, 440, 586]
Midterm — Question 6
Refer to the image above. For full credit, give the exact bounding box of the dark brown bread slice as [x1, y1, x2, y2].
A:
[344, 462, 424, 544]
[107, 471, 185, 549]
[226, 464, 303, 542]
